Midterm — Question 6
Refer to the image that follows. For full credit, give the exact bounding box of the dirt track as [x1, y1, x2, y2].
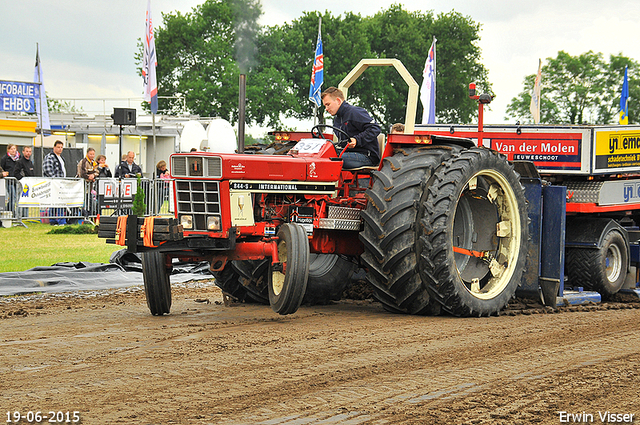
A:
[2, 282, 640, 425]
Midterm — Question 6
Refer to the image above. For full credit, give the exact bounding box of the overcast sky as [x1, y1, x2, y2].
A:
[1, 0, 639, 129]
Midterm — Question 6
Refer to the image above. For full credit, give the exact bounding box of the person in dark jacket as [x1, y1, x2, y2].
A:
[0, 144, 20, 214]
[42, 140, 67, 225]
[0, 144, 19, 177]
[13, 146, 36, 180]
[114, 151, 142, 178]
[96, 155, 112, 178]
[321, 87, 381, 169]
[13, 146, 35, 219]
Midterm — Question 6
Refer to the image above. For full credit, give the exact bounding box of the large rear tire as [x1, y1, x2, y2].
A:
[417, 147, 529, 317]
[304, 254, 356, 304]
[269, 223, 310, 315]
[141, 251, 172, 316]
[212, 261, 267, 304]
[566, 230, 628, 300]
[359, 146, 454, 314]
[230, 260, 270, 303]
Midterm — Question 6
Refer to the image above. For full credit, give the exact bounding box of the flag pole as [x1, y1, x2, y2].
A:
[36, 43, 44, 171]
[433, 36, 437, 109]
[314, 17, 321, 126]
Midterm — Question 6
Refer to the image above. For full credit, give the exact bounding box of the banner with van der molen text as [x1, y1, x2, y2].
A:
[0, 80, 41, 113]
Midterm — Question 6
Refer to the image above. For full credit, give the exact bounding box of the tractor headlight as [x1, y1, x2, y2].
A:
[207, 216, 221, 231]
[180, 215, 193, 229]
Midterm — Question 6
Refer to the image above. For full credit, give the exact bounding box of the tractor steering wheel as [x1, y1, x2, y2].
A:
[311, 124, 351, 149]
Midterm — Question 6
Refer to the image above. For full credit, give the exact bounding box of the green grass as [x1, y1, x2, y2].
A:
[0, 222, 123, 272]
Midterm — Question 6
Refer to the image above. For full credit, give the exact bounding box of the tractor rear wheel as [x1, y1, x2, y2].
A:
[359, 146, 454, 314]
[416, 147, 529, 317]
[269, 223, 310, 315]
[304, 254, 356, 304]
[141, 251, 172, 316]
[213, 261, 267, 304]
[231, 260, 270, 303]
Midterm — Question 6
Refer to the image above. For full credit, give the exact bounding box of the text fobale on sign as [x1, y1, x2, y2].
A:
[0, 81, 40, 113]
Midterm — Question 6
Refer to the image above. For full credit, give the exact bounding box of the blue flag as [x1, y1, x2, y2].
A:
[620, 65, 629, 125]
[309, 23, 323, 107]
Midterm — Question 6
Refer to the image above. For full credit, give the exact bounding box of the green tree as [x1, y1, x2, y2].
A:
[149, 0, 262, 120]
[365, 7, 489, 126]
[132, 175, 146, 216]
[147, 2, 489, 129]
[506, 51, 639, 124]
[256, 6, 488, 129]
[48, 97, 83, 113]
[254, 10, 372, 126]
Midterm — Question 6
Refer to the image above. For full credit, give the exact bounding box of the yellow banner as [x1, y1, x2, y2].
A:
[595, 130, 640, 156]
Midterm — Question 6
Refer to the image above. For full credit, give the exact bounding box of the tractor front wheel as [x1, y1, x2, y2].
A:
[141, 251, 172, 316]
[269, 223, 310, 315]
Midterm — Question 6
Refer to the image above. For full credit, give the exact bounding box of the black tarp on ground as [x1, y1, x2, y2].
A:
[0, 251, 213, 296]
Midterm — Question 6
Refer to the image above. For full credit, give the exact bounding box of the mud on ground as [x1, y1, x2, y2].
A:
[2, 280, 639, 424]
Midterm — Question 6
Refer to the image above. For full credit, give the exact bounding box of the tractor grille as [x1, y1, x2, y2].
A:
[175, 180, 221, 231]
[172, 156, 222, 178]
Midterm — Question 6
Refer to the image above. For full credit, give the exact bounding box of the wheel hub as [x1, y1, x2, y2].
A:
[453, 170, 521, 300]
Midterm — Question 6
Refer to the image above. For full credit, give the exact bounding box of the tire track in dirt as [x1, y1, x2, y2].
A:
[1, 288, 639, 424]
[202, 310, 640, 424]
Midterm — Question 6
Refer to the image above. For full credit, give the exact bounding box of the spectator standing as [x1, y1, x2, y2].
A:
[155, 160, 170, 213]
[14, 146, 35, 180]
[77, 147, 99, 217]
[43, 140, 66, 178]
[156, 160, 169, 179]
[0, 144, 19, 177]
[0, 144, 20, 215]
[77, 147, 98, 182]
[115, 151, 142, 178]
[42, 140, 67, 225]
[96, 155, 112, 178]
[13, 146, 36, 219]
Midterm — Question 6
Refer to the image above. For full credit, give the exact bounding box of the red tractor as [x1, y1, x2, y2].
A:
[99, 59, 530, 317]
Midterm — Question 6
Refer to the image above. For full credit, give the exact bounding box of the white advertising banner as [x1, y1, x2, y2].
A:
[18, 178, 84, 208]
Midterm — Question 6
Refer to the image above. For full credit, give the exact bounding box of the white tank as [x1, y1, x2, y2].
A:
[204, 119, 237, 153]
[179, 120, 207, 153]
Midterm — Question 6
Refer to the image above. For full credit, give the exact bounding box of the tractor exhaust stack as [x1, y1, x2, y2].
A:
[238, 74, 246, 153]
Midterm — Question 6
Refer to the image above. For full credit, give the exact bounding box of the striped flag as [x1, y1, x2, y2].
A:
[420, 39, 436, 124]
[33, 44, 51, 133]
[309, 19, 324, 107]
[620, 65, 629, 125]
[530, 59, 542, 124]
[143, 0, 158, 114]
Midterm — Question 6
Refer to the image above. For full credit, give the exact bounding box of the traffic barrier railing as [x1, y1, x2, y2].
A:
[1, 177, 174, 227]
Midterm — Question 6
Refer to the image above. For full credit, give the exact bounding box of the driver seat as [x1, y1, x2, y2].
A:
[343, 133, 385, 172]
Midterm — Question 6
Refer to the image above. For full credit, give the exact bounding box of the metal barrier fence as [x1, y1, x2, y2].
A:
[1, 177, 174, 227]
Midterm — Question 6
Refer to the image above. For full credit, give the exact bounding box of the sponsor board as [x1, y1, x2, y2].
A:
[594, 129, 640, 172]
